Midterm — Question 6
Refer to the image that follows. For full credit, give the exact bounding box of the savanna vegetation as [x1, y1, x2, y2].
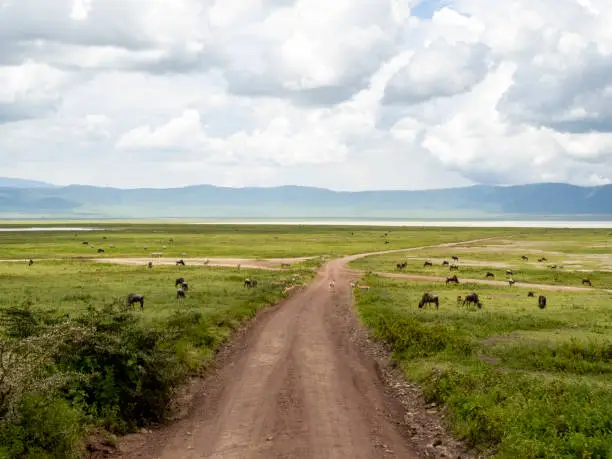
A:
[353, 230, 612, 458]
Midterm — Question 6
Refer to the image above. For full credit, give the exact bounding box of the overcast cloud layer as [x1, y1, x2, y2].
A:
[1, 0, 612, 190]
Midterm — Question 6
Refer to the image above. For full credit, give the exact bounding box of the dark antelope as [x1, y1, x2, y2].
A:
[418, 293, 439, 310]
[462, 292, 482, 308]
[126, 294, 144, 311]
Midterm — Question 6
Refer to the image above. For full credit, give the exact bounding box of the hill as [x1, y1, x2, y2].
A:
[0, 183, 611, 219]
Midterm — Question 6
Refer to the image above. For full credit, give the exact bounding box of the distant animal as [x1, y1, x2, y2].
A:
[442, 260, 449, 266]
[329, 279, 335, 288]
[582, 278, 592, 286]
[418, 292, 439, 310]
[538, 257, 548, 262]
[204, 259, 210, 265]
[384, 240, 390, 244]
[244, 278, 253, 288]
[452, 256, 459, 262]
[486, 272, 494, 278]
[27, 259, 34, 266]
[550, 265, 557, 269]
[147, 262, 153, 269]
[527, 291, 535, 297]
[508, 279, 516, 286]
[424, 261, 433, 267]
[181, 282, 189, 292]
[449, 265, 459, 271]
[446, 275, 459, 285]
[176, 259, 185, 266]
[176, 288, 185, 299]
[82, 241, 89, 245]
[506, 270, 513, 276]
[126, 293, 144, 311]
[538, 295, 547, 309]
[462, 292, 482, 308]
[237, 263, 241, 270]
[521, 255, 529, 261]
[175, 277, 185, 287]
[281, 263, 291, 269]
[97, 248, 105, 253]
[396, 261, 407, 270]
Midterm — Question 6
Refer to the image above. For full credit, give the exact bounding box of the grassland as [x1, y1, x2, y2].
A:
[0, 223, 516, 259]
[353, 229, 612, 458]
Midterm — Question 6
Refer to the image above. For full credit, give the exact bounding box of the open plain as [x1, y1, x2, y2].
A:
[0, 224, 610, 458]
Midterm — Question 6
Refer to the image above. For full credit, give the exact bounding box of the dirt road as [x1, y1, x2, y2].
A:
[115, 238, 496, 459]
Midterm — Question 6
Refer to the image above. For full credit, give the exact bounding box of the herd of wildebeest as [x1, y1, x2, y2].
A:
[401, 254, 593, 311]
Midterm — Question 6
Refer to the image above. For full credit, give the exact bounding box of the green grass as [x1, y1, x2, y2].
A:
[0, 223, 515, 259]
[354, 275, 612, 458]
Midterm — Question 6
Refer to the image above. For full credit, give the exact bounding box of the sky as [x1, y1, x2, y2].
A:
[1, 0, 612, 190]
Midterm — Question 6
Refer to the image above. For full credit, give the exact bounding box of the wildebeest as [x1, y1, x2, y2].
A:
[126, 293, 144, 311]
[452, 256, 459, 262]
[176, 259, 185, 266]
[538, 257, 548, 262]
[27, 259, 34, 266]
[181, 282, 189, 292]
[538, 295, 547, 309]
[176, 288, 185, 299]
[449, 264, 459, 271]
[442, 260, 449, 266]
[396, 261, 407, 270]
[527, 291, 535, 297]
[521, 255, 528, 261]
[175, 277, 185, 287]
[424, 261, 433, 267]
[506, 269, 513, 276]
[508, 279, 516, 286]
[486, 272, 495, 278]
[147, 262, 153, 269]
[582, 278, 592, 286]
[418, 292, 439, 310]
[384, 240, 390, 244]
[244, 278, 258, 288]
[446, 275, 459, 284]
[82, 241, 89, 245]
[97, 248, 105, 253]
[462, 292, 482, 308]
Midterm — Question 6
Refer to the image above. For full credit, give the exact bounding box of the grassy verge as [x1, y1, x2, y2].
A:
[0, 260, 313, 457]
[354, 275, 612, 458]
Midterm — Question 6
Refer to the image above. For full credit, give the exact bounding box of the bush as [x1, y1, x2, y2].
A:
[0, 394, 83, 458]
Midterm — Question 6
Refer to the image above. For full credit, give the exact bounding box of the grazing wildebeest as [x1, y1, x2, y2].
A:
[396, 261, 407, 270]
[181, 282, 189, 292]
[175, 277, 185, 287]
[550, 265, 557, 269]
[442, 260, 449, 266]
[82, 241, 89, 245]
[126, 293, 144, 311]
[384, 240, 390, 244]
[521, 255, 528, 261]
[418, 293, 439, 310]
[486, 272, 495, 278]
[452, 256, 459, 262]
[527, 291, 535, 297]
[97, 248, 105, 253]
[147, 262, 153, 269]
[449, 264, 459, 271]
[538, 295, 547, 309]
[446, 275, 459, 285]
[506, 269, 513, 276]
[582, 278, 592, 286]
[538, 257, 548, 262]
[508, 279, 516, 286]
[462, 292, 482, 308]
[244, 278, 252, 288]
[176, 259, 185, 266]
[27, 259, 34, 266]
[424, 261, 433, 267]
[176, 288, 185, 299]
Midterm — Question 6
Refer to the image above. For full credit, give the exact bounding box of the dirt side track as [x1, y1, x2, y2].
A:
[113, 238, 499, 459]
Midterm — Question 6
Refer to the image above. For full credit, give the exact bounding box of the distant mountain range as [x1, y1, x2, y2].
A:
[1, 177, 611, 219]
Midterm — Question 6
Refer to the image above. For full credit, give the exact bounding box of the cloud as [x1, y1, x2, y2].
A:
[1, 0, 612, 190]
